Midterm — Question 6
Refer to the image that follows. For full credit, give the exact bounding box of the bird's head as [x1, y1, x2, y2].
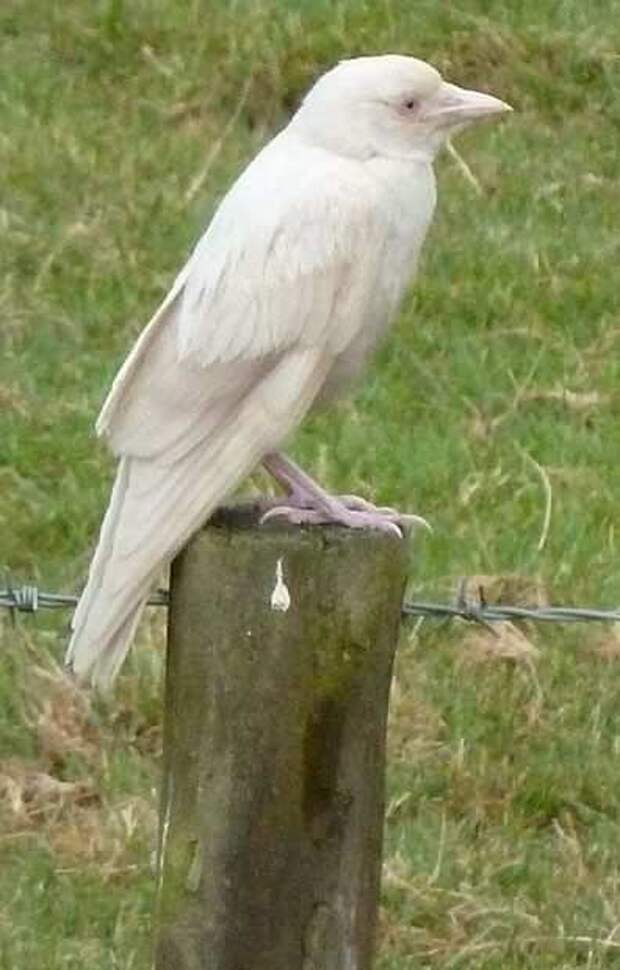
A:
[291, 54, 511, 161]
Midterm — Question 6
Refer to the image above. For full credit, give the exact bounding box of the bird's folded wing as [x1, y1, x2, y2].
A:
[96, 167, 385, 462]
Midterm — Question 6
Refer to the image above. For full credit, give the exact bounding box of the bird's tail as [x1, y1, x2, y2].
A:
[66, 429, 267, 688]
[66, 459, 153, 686]
[66, 348, 328, 689]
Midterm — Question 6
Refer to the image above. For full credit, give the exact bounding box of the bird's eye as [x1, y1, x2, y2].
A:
[403, 98, 417, 111]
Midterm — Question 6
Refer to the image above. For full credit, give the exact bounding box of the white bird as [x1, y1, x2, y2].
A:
[66, 54, 511, 687]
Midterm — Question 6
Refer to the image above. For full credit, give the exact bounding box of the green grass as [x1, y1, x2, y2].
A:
[1, 0, 620, 966]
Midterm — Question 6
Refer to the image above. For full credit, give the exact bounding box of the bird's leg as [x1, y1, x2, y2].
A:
[260, 451, 429, 538]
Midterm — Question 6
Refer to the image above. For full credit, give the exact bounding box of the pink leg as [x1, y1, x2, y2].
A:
[260, 452, 429, 539]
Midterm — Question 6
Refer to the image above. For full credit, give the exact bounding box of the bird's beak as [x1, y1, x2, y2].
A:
[424, 81, 512, 127]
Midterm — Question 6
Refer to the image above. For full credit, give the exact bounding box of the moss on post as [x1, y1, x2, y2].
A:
[155, 505, 407, 970]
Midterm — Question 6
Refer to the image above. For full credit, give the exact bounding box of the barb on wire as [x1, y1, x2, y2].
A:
[401, 601, 620, 624]
[1, 584, 619, 625]
[0, 586, 169, 613]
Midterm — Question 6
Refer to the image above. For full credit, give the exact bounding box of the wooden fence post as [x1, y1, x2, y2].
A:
[155, 505, 407, 970]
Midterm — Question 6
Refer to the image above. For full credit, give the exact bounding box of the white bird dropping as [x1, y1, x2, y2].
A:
[270, 557, 291, 613]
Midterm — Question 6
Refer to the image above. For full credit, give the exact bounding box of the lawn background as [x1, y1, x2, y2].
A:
[1, 0, 619, 966]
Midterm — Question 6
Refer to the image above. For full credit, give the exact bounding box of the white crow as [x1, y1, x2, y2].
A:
[66, 54, 511, 686]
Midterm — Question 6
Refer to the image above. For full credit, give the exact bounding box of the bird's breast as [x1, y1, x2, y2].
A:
[318, 160, 436, 405]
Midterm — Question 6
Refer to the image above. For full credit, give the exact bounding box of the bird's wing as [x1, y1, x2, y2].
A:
[97, 146, 386, 461]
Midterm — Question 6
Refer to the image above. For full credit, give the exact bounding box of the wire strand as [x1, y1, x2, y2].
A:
[1, 585, 618, 625]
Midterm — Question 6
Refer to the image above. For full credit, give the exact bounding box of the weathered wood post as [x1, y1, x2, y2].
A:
[155, 505, 407, 970]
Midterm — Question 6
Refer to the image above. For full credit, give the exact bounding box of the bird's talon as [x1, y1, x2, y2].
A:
[260, 505, 300, 525]
[259, 488, 428, 540]
[401, 514, 432, 532]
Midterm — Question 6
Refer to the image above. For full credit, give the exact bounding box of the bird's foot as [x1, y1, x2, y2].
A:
[260, 451, 429, 539]
[260, 492, 429, 539]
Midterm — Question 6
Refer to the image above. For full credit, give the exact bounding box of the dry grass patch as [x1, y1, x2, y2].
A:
[0, 631, 159, 879]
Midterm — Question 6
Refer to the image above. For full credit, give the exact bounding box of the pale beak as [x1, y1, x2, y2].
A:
[424, 81, 512, 127]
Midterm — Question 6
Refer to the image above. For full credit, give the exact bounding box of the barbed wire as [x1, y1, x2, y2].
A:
[0, 586, 169, 613]
[1, 583, 618, 625]
[401, 601, 620, 624]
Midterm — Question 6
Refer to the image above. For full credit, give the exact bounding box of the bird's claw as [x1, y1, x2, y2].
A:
[334, 495, 431, 533]
[259, 494, 429, 539]
[260, 505, 324, 527]
[260, 504, 404, 538]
